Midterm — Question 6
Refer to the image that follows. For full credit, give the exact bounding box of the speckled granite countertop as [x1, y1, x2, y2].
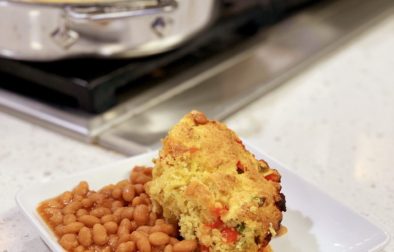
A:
[0, 14, 393, 252]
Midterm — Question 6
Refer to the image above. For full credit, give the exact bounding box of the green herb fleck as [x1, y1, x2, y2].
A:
[236, 222, 246, 233]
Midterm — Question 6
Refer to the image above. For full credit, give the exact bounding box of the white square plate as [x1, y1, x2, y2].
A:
[16, 145, 390, 252]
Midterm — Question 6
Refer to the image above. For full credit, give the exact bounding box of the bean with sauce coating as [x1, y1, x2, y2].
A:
[116, 241, 136, 252]
[78, 226, 92, 247]
[134, 205, 149, 226]
[173, 240, 197, 252]
[59, 233, 78, 250]
[93, 223, 108, 245]
[149, 232, 170, 246]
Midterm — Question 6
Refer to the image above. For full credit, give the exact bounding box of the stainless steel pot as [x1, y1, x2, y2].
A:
[0, 0, 216, 61]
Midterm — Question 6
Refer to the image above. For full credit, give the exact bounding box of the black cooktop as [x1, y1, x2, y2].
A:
[0, 0, 317, 113]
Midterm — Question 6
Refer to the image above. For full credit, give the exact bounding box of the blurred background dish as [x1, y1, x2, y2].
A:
[0, 0, 215, 60]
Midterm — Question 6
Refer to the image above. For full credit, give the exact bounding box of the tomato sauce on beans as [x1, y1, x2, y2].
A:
[37, 167, 197, 252]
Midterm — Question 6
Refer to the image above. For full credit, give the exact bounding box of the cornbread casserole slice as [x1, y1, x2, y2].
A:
[148, 111, 286, 252]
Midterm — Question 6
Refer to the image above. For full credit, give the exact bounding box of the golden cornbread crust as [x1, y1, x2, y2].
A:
[148, 111, 286, 252]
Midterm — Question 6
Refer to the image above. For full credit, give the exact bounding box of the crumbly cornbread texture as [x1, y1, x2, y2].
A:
[148, 111, 286, 252]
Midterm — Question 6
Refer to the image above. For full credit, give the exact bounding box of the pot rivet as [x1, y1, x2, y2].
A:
[151, 16, 173, 38]
[51, 26, 79, 50]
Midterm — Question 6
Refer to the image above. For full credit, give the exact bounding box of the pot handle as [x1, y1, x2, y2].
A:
[65, 0, 178, 21]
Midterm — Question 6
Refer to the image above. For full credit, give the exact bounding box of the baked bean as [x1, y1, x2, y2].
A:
[76, 209, 88, 217]
[143, 182, 151, 194]
[44, 207, 60, 215]
[113, 207, 124, 218]
[93, 223, 108, 245]
[164, 224, 177, 236]
[173, 240, 197, 252]
[114, 215, 121, 224]
[59, 233, 79, 250]
[74, 245, 85, 252]
[116, 241, 135, 252]
[89, 193, 105, 204]
[49, 210, 63, 225]
[131, 166, 144, 172]
[101, 198, 114, 209]
[139, 193, 151, 205]
[131, 174, 151, 185]
[134, 205, 149, 226]
[136, 225, 151, 234]
[78, 215, 100, 227]
[122, 185, 135, 202]
[169, 238, 179, 245]
[111, 187, 122, 199]
[130, 231, 147, 241]
[91, 245, 106, 252]
[155, 219, 166, 226]
[143, 168, 152, 176]
[140, 174, 152, 185]
[131, 196, 143, 206]
[145, 198, 152, 206]
[63, 201, 82, 214]
[73, 195, 84, 202]
[164, 244, 173, 252]
[149, 232, 170, 246]
[91, 207, 111, 218]
[46, 199, 62, 208]
[136, 235, 151, 252]
[140, 167, 149, 175]
[110, 200, 123, 211]
[152, 246, 163, 252]
[118, 219, 131, 236]
[101, 246, 111, 252]
[134, 184, 145, 195]
[117, 234, 131, 247]
[104, 221, 118, 234]
[108, 235, 119, 251]
[116, 180, 129, 188]
[150, 225, 161, 233]
[152, 223, 176, 236]
[78, 226, 92, 247]
[192, 111, 208, 125]
[139, 193, 148, 199]
[128, 221, 136, 233]
[148, 212, 157, 226]
[63, 222, 84, 234]
[63, 214, 77, 225]
[120, 207, 134, 220]
[60, 191, 73, 205]
[100, 184, 115, 197]
[55, 224, 65, 236]
[101, 214, 115, 224]
[74, 181, 89, 196]
[81, 198, 93, 208]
